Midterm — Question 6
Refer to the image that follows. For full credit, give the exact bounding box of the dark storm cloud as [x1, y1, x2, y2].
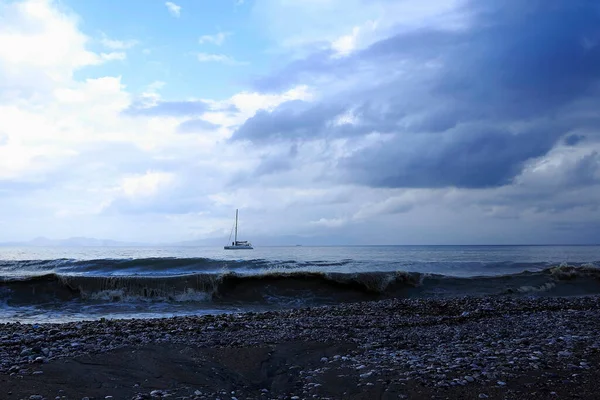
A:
[233, 100, 347, 142]
[565, 151, 600, 187]
[233, 0, 600, 189]
[342, 123, 565, 189]
[123, 100, 209, 117]
[467, 150, 600, 216]
[253, 49, 338, 93]
[253, 30, 454, 94]
[253, 145, 300, 177]
[254, 156, 293, 176]
[227, 144, 300, 187]
[564, 134, 586, 146]
[435, 0, 600, 118]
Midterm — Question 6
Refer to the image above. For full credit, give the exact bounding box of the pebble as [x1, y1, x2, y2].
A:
[0, 295, 598, 397]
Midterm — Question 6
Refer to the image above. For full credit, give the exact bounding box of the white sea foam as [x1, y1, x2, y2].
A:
[516, 282, 556, 293]
[87, 287, 212, 303]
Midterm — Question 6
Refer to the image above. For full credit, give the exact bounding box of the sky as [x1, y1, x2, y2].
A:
[0, 0, 599, 245]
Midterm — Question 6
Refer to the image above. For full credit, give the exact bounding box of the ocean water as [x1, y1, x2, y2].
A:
[1, 245, 599, 323]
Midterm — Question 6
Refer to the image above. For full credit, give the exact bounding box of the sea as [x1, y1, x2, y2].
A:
[1, 245, 599, 323]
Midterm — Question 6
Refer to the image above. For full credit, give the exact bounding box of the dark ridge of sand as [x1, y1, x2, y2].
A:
[3, 343, 600, 400]
[1, 296, 600, 399]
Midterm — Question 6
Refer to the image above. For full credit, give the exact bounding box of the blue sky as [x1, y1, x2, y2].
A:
[71, 0, 270, 99]
[0, 0, 599, 245]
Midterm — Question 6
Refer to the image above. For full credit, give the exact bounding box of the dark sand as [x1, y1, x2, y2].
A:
[2, 296, 600, 399]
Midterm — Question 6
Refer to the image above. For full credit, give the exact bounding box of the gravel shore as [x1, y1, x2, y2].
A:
[1, 295, 600, 399]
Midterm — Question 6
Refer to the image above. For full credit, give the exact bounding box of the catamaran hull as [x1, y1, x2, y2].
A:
[225, 209, 253, 250]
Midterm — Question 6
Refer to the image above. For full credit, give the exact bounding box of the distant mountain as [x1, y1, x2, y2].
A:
[171, 234, 344, 247]
[0, 236, 146, 247]
[0, 234, 347, 248]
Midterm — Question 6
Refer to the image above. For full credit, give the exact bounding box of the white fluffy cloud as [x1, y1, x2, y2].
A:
[119, 171, 177, 199]
[165, 1, 181, 17]
[100, 34, 138, 50]
[252, 0, 465, 56]
[0, 0, 319, 242]
[0, 0, 123, 91]
[197, 52, 246, 65]
[199, 32, 230, 46]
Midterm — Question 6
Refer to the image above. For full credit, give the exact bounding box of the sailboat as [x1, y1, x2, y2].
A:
[224, 209, 253, 250]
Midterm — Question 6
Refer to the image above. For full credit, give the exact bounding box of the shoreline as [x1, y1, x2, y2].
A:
[3, 263, 600, 323]
[1, 295, 600, 399]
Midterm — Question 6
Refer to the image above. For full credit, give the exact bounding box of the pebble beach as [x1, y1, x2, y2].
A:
[2, 295, 600, 399]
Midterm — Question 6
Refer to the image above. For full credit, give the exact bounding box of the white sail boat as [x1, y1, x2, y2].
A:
[224, 209, 253, 250]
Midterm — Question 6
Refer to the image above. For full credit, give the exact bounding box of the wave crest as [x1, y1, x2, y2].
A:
[1, 264, 599, 307]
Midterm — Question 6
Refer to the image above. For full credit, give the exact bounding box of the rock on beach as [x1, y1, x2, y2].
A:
[0, 296, 599, 399]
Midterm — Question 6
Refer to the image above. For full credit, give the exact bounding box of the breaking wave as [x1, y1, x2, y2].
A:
[0, 257, 355, 277]
[1, 264, 600, 308]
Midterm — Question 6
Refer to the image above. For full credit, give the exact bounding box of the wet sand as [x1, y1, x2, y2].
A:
[1, 296, 600, 399]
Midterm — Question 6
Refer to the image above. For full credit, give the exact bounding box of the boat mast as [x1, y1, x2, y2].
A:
[234, 209, 238, 244]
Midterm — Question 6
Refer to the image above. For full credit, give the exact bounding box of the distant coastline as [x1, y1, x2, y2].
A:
[0, 236, 598, 247]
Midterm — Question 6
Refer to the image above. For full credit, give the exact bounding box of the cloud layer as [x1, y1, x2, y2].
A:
[0, 0, 598, 244]
[236, 0, 600, 188]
